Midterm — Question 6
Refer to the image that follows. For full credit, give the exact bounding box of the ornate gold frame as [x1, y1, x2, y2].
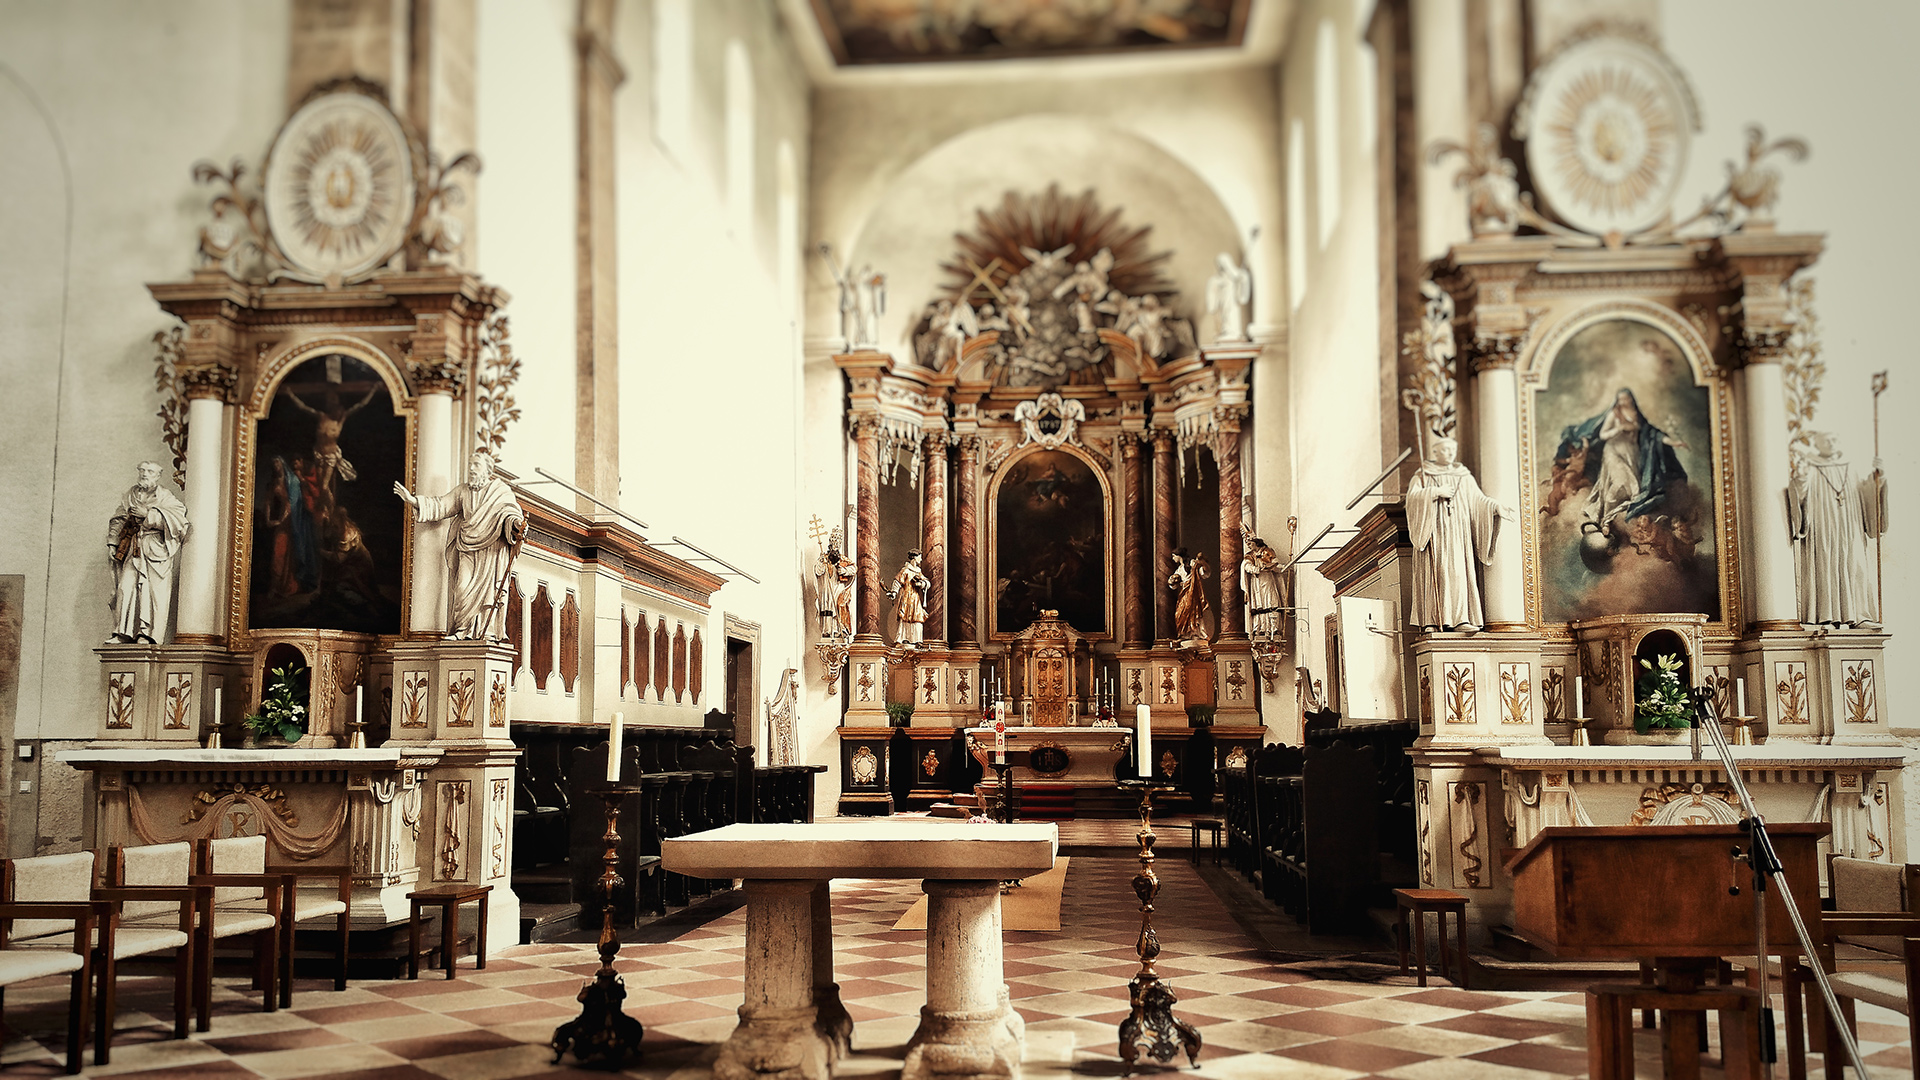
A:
[1515, 299, 1740, 636]
[983, 442, 1117, 643]
[226, 335, 418, 648]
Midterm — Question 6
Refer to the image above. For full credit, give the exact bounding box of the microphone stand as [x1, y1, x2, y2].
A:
[1687, 685, 1872, 1079]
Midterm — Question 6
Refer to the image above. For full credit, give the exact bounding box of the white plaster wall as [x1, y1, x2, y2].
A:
[1280, 0, 1386, 741]
[614, 0, 813, 742]
[1665, 0, 1920, 853]
[476, 0, 576, 488]
[0, 1, 292, 748]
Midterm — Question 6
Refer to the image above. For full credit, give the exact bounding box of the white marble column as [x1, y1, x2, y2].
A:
[410, 388, 454, 634]
[175, 391, 230, 638]
[715, 879, 829, 1080]
[1740, 360, 1798, 626]
[904, 879, 1022, 1080]
[1474, 362, 1524, 627]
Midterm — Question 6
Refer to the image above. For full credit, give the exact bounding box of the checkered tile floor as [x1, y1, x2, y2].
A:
[4, 823, 1912, 1078]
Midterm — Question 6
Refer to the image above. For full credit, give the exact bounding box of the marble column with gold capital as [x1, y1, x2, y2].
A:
[1121, 435, 1147, 647]
[954, 436, 980, 647]
[1151, 430, 1176, 642]
[921, 433, 948, 644]
[852, 415, 883, 639]
[1214, 413, 1248, 640]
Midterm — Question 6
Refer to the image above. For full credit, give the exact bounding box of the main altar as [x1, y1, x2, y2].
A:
[822, 189, 1270, 809]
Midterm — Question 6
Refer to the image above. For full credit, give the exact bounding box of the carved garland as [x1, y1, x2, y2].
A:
[472, 314, 523, 456]
[151, 325, 190, 488]
[1782, 276, 1824, 476]
[1399, 279, 1457, 458]
[127, 782, 349, 860]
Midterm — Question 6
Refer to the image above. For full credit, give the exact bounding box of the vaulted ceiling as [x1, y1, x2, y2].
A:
[806, 0, 1253, 66]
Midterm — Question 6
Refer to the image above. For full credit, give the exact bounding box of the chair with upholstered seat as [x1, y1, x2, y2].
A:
[0, 896, 96, 1073]
[4, 850, 194, 1066]
[176, 836, 283, 1029]
[193, 837, 351, 1004]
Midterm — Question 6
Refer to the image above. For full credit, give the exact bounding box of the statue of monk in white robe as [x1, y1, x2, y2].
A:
[395, 450, 526, 640]
[1788, 431, 1888, 627]
[105, 460, 189, 644]
[1405, 438, 1508, 631]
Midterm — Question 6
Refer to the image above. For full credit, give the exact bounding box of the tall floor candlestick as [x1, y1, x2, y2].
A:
[1116, 781, 1200, 1074]
[551, 786, 645, 1066]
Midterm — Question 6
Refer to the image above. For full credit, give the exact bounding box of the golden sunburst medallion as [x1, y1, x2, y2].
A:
[1514, 34, 1698, 237]
[262, 89, 417, 281]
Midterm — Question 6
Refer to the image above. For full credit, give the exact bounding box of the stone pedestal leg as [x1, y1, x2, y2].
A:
[715, 879, 829, 1080]
[811, 881, 853, 1061]
[904, 879, 1022, 1080]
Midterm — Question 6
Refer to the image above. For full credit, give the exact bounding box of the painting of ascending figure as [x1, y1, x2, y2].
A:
[250, 354, 406, 633]
[1534, 319, 1721, 623]
[994, 449, 1107, 635]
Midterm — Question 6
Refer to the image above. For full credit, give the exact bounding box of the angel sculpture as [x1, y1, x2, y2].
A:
[1051, 248, 1114, 335]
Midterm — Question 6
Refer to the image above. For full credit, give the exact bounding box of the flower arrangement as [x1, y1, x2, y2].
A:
[1634, 653, 1693, 732]
[885, 701, 914, 727]
[243, 664, 309, 745]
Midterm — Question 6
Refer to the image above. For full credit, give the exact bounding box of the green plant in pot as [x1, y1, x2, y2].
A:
[886, 702, 914, 727]
[244, 664, 309, 746]
[1634, 653, 1693, 733]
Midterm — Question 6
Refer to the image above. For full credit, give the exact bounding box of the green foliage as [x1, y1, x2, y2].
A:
[885, 701, 914, 727]
[1634, 653, 1693, 732]
[244, 664, 309, 744]
[1185, 704, 1217, 727]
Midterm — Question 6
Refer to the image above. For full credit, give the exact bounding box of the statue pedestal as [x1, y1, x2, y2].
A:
[93, 642, 246, 747]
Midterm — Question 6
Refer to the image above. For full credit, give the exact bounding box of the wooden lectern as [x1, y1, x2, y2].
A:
[1507, 824, 1829, 1080]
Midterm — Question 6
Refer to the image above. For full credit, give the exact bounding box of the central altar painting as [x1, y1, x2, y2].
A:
[993, 449, 1107, 636]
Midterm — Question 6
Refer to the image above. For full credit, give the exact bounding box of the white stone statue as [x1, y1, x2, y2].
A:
[394, 449, 527, 640]
[821, 244, 859, 350]
[1243, 535, 1285, 638]
[1122, 294, 1174, 360]
[765, 666, 799, 766]
[1788, 431, 1888, 627]
[105, 460, 189, 644]
[1405, 437, 1510, 632]
[1205, 253, 1253, 342]
[886, 549, 929, 646]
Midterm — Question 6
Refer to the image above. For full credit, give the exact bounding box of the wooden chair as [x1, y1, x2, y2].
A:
[177, 837, 283, 1029]
[1802, 915, 1920, 1080]
[0, 894, 96, 1073]
[4, 850, 194, 1066]
[192, 837, 351, 1005]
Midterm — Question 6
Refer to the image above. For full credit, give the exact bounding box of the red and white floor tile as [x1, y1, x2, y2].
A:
[2, 832, 1909, 1078]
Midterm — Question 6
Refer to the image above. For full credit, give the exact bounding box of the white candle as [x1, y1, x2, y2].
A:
[212, 684, 223, 726]
[355, 684, 364, 727]
[1574, 675, 1585, 720]
[1736, 677, 1747, 717]
[606, 711, 624, 782]
[1136, 704, 1152, 777]
[993, 702, 1006, 765]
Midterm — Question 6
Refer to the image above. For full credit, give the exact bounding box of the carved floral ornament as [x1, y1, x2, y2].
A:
[193, 78, 480, 286]
[1430, 26, 1808, 248]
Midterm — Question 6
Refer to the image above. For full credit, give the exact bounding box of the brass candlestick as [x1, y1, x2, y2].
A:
[1117, 781, 1201, 1075]
[551, 786, 645, 1069]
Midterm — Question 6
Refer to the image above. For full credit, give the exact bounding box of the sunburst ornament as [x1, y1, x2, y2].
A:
[262, 89, 418, 282]
[1514, 33, 1698, 237]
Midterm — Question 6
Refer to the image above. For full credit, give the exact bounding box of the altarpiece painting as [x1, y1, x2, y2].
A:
[992, 449, 1107, 636]
[248, 354, 406, 634]
[1530, 317, 1723, 623]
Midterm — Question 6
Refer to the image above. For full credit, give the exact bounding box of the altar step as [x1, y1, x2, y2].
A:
[1017, 784, 1075, 821]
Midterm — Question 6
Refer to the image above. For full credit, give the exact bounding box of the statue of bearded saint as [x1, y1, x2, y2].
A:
[394, 450, 527, 640]
[105, 460, 189, 644]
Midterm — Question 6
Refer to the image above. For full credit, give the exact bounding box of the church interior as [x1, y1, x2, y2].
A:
[2, 0, 1918, 1077]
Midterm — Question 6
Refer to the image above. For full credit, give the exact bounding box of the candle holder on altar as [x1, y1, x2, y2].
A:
[551, 784, 646, 1069]
[1115, 780, 1201, 1075]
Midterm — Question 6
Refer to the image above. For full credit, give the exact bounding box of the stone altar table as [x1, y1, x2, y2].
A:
[963, 727, 1131, 786]
[662, 821, 1058, 1080]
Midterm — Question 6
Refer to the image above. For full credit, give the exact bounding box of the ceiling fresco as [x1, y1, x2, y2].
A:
[809, 0, 1251, 65]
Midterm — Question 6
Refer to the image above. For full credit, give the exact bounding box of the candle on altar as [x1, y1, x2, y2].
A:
[606, 712, 624, 782]
[1736, 677, 1747, 716]
[355, 684, 364, 728]
[212, 685, 222, 727]
[1574, 676, 1585, 720]
[993, 701, 1006, 765]
[1136, 704, 1152, 777]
